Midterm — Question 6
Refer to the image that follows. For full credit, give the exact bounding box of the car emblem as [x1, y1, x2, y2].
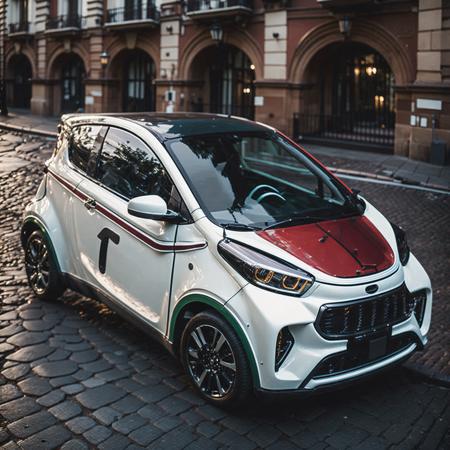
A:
[366, 284, 379, 294]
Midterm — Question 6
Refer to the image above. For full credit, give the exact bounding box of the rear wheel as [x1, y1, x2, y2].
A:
[24, 230, 64, 301]
[180, 311, 252, 408]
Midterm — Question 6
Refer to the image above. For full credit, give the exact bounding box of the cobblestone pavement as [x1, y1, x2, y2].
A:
[1, 131, 449, 449]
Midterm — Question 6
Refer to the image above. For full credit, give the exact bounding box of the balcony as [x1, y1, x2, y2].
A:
[45, 14, 83, 36]
[186, 0, 253, 22]
[105, 6, 160, 30]
[8, 21, 31, 38]
[317, 0, 376, 13]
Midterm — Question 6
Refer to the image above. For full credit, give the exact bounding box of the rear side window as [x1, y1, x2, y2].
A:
[69, 125, 102, 173]
[96, 128, 173, 201]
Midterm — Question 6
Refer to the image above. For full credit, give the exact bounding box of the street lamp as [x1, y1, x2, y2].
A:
[338, 17, 352, 38]
[100, 51, 109, 69]
[210, 23, 223, 43]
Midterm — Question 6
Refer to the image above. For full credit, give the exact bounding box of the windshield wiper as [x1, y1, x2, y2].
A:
[263, 210, 363, 231]
[262, 215, 328, 231]
[221, 223, 262, 232]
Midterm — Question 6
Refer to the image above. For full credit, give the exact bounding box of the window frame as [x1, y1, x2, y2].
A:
[90, 125, 191, 221]
[67, 124, 105, 175]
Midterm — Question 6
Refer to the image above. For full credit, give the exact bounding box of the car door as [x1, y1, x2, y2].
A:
[47, 123, 105, 276]
[72, 126, 181, 334]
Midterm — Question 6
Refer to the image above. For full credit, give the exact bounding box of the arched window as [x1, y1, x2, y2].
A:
[122, 50, 155, 112]
[209, 45, 255, 119]
[60, 54, 85, 113]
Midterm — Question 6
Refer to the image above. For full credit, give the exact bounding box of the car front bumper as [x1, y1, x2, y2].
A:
[226, 253, 432, 392]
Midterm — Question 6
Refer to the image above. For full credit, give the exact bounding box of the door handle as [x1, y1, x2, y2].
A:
[84, 199, 96, 211]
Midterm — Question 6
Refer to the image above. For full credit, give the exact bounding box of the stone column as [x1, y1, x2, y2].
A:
[83, 0, 104, 113]
[31, 0, 50, 115]
[256, 9, 289, 133]
[408, 0, 450, 161]
[157, 1, 181, 112]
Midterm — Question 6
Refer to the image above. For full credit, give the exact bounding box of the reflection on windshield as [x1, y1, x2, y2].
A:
[168, 132, 359, 228]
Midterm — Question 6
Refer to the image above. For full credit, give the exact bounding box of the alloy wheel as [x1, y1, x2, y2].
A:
[25, 235, 50, 295]
[186, 324, 237, 398]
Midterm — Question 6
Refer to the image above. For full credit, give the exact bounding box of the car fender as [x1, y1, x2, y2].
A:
[169, 291, 261, 388]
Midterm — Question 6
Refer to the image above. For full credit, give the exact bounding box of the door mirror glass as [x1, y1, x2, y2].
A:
[128, 195, 181, 222]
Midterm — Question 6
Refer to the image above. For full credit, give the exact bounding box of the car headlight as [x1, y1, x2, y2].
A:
[218, 239, 314, 296]
[391, 223, 410, 266]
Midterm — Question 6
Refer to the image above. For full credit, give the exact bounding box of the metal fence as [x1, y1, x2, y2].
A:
[293, 113, 395, 148]
[46, 14, 83, 30]
[186, 0, 253, 12]
[106, 6, 160, 23]
[9, 22, 29, 33]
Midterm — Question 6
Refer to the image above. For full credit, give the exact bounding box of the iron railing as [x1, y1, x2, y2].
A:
[106, 6, 160, 23]
[293, 112, 395, 148]
[9, 21, 29, 33]
[186, 0, 253, 13]
[46, 14, 83, 30]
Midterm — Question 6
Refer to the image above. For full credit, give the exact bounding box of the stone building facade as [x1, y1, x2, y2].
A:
[4, 0, 450, 160]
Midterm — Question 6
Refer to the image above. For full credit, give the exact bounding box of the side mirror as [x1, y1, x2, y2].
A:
[128, 195, 181, 222]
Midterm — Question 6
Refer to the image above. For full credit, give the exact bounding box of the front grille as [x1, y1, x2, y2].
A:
[316, 284, 415, 339]
[312, 332, 417, 378]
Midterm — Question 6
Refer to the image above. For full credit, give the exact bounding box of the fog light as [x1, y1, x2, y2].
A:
[275, 327, 294, 371]
[411, 290, 427, 326]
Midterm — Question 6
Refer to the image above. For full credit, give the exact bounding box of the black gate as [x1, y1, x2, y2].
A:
[294, 43, 395, 150]
[123, 50, 155, 112]
[61, 55, 85, 113]
[209, 45, 255, 119]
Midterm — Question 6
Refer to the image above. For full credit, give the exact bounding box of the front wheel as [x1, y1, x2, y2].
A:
[24, 230, 64, 301]
[180, 311, 252, 408]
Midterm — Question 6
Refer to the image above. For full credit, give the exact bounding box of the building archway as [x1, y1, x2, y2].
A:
[289, 20, 414, 151]
[188, 44, 256, 119]
[7, 53, 32, 109]
[50, 52, 86, 114]
[108, 49, 156, 112]
[294, 42, 396, 149]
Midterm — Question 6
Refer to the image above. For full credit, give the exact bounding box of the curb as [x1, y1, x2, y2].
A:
[0, 121, 57, 139]
[404, 361, 450, 388]
[329, 167, 450, 194]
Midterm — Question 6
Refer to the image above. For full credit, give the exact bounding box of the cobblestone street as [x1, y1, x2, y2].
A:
[0, 131, 449, 450]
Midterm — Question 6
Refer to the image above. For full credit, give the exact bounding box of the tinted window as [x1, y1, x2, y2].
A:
[168, 132, 359, 228]
[69, 125, 102, 172]
[96, 128, 174, 202]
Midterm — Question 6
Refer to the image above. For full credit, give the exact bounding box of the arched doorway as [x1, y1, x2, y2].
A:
[189, 44, 255, 119]
[7, 54, 32, 109]
[295, 42, 395, 150]
[120, 49, 156, 112]
[58, 53, 86, 113]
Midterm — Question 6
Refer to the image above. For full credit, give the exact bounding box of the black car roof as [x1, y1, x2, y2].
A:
[64, 113, 271, 142]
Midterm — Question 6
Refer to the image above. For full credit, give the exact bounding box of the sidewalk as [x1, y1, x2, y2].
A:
[1, 110, 449, 191]
[304, 143, 450, 192]
[0, 109, 58, 138]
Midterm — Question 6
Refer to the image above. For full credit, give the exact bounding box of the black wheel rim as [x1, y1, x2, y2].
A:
[186, 324, 236, 399]
[25, 235, 50, 295]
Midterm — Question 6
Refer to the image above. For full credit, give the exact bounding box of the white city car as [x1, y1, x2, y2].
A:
[22, 114, 432, 407]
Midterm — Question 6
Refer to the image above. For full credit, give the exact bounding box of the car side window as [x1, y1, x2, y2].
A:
[96, 128, 174, 204]
[69, 125, 103, 173]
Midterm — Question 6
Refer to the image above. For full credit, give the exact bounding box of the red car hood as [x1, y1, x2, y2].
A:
[257, 216, 395, 278]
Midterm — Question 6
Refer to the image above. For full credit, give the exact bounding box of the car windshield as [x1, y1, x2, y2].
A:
[167, 131, 361, 229]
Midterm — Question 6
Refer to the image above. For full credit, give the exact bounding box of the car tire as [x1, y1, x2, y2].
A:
[180, 310, 252, 408]
[24, 230, 65, 301]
